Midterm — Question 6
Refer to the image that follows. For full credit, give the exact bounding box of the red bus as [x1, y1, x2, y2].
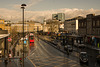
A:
[29, 33, 34, 47]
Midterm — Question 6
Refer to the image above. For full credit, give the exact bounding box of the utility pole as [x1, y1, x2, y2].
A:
[21, 4, 26, 67]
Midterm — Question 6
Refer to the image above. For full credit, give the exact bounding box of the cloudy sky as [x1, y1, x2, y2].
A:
[0, 0, 100, 22]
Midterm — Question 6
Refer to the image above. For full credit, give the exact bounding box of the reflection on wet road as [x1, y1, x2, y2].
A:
[28, 37, 88, 67]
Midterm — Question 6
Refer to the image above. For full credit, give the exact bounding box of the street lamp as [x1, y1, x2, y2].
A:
[21, 4, 26, 67]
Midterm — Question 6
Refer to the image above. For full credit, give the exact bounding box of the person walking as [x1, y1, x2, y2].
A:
[5, 58, 8, 67]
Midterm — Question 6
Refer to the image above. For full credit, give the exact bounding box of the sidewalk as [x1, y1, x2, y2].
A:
[0, 58, 34, 67]
[14, 58, 34, 67]
[0, 59, 17, 67]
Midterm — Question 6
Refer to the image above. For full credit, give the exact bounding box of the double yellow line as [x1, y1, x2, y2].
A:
[28, 57, 37, 67]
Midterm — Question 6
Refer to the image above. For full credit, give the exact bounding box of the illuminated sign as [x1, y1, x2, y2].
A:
[24, 40, 27, 44]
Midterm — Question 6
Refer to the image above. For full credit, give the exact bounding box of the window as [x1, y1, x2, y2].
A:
[84, 22, 86, 27]
[30, 36, 34, 40]
[97, 20, 100, 27]
[82, 22, 83, 27]
[79, 21, 86, 28]
[93, 21, 96, 27]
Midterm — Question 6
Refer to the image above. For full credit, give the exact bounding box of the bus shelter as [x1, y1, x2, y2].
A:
[0, 34, 10, 58]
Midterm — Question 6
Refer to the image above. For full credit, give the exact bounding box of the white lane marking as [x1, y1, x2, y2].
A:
[35, 36, 80, 65]
[28, 42, 37, 57]
[38, 40, 53, 56]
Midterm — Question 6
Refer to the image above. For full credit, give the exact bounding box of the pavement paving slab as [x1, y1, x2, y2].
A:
[0, 58, 34, 67]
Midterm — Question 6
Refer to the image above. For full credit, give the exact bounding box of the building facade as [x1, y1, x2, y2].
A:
[33, 22, 43, 32]
[43, 20, 60, 33]
[11, 23, 29, 33]
[27, 21, 35, 32]
[52, 13, 65, 22]
[58, 13, 65, 22]
[78, 14, 100, 36]
[59, 23, 64, 32]
[64, 16, 83, 34]
[52, 14, 58, 20]
[5, 23, 11, 34]
[0, 19, 5, 30]
[78, 18, 87, 36]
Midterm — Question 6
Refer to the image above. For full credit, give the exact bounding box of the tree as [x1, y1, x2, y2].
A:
[10, 26, 17, 38]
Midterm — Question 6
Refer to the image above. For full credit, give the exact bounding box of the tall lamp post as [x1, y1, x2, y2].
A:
[21, 4, 26, 67]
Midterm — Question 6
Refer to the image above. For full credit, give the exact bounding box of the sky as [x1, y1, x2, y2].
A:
[0, 0, 100, 22]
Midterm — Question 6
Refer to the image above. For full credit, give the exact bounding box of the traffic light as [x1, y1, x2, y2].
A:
[19, 58, 22, 65]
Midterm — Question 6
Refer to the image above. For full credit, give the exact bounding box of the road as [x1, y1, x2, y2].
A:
[28, 37, 88, 67]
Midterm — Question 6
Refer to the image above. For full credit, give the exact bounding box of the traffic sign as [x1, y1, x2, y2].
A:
[8, 38, 12, 42]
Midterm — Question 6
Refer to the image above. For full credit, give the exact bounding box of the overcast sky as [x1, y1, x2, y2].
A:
[0, 0, 100, 22]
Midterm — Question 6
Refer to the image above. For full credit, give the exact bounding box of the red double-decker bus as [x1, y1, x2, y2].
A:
[29, 33, 34, 47]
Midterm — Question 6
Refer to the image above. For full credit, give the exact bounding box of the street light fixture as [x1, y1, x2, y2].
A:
[21, 4, 26, 67]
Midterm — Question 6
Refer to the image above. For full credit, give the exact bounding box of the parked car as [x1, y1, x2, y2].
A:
[78, 44, 86, 48]
[96, 55, 100, 64]
[60, 39, 67, 46]
[64, 45, 73, 52]
[79, 52, 88, 64]
[52, 39, 58, 45]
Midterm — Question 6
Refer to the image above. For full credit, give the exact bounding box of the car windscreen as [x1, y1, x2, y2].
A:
[80, 53, 87, 58]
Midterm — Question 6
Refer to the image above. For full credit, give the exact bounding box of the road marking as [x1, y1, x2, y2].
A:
[28, 57, 37, 67]
[39, 41, 53, 56]
[71, 64, 78, 67]
[34, 36, 80, 67]
[29, 43, 37, 57]
[36, 38, 53, 56]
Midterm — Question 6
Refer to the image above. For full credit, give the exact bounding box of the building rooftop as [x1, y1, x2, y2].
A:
[0, 34, 10, 39]
[65, 16, 83, 21]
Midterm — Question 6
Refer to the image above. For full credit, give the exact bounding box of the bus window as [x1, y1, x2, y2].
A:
[30, 36, 34, 40]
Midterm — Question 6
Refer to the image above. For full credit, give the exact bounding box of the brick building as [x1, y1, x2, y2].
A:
[78, 14, 100, 36]
[78, 18, 87, 36]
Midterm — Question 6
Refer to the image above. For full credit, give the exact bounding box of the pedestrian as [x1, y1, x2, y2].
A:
[9, 54, 12, 63]
[5, 58, 8, 67]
